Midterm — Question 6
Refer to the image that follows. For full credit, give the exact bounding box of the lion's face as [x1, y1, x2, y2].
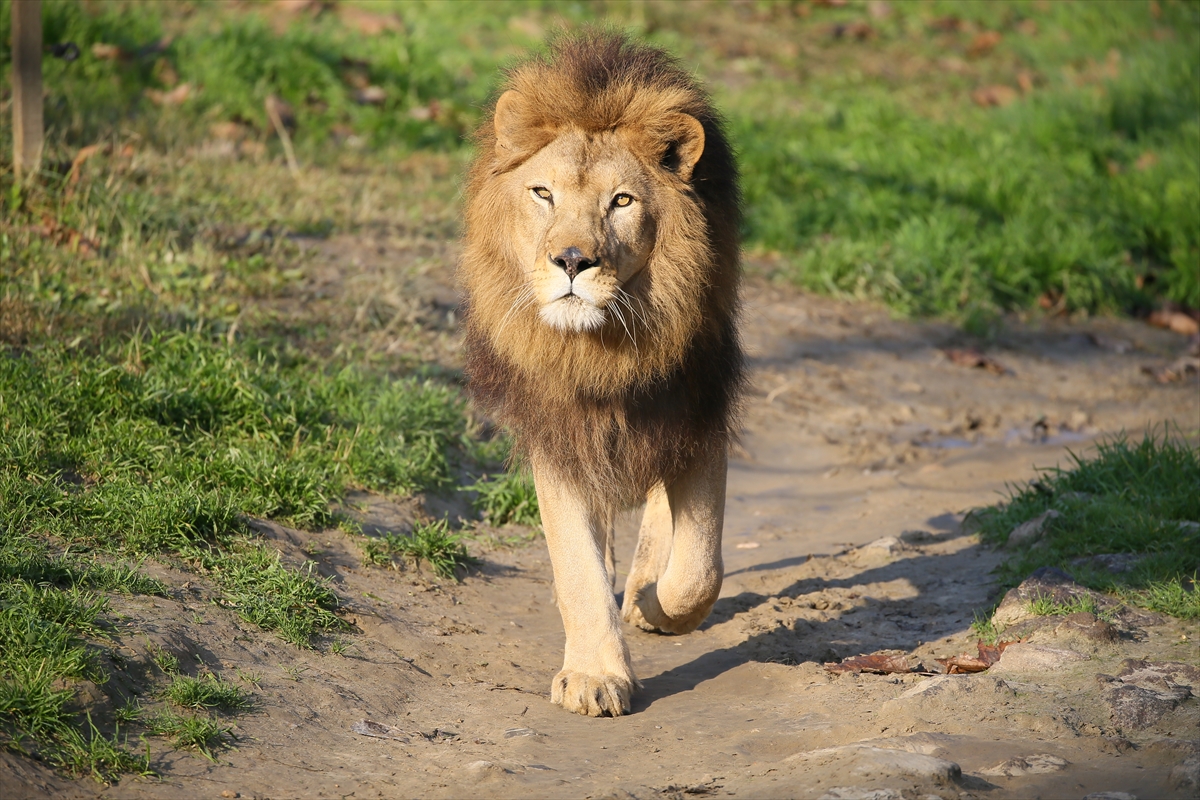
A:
[505, 131, 658, 334]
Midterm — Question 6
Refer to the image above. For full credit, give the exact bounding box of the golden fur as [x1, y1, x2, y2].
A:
[457, 30, 743, 716]
[460, 30, 744, 511]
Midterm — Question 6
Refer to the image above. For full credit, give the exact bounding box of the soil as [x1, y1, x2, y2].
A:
[3, 237, 1198, 800]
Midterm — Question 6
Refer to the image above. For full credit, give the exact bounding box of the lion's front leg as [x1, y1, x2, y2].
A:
[532, 457, 637, 717]
[622, 446, 726, 634]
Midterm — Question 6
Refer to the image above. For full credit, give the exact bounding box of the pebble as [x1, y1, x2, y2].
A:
[789, 744, 962, 783]
[980, 753, 1069, 776]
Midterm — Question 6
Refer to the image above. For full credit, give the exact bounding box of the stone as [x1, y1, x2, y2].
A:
[1097, 667, 1192, 730]
[819, 789, 904, 800]
[1006, 510, 1060, 548]
[989, 643, 1088, 674]
[991, 567, 1111, 628]
[1082, 794, 1137, 800]
[1069, 553, 1145, 574]
[980, 753, 1069, 776]
[789, 744, 962, 784]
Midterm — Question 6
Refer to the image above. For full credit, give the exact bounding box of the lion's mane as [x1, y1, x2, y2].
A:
[459, 30, 744, 511]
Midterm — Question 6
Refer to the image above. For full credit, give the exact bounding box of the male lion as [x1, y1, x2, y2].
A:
[458, 31, 744, 717]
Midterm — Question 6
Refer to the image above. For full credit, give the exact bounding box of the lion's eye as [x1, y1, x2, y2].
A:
[532, 187, 552, 201]
[612, 193, 634, 208]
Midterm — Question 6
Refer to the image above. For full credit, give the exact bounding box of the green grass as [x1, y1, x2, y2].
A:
[142, 708, 234, 762]
[163, 673, 252, 713]
[971, 429, 1200, 619]
[2, 1, 1196, 324]
[361, 518, 479, 580]
[466, 470, 541, 528]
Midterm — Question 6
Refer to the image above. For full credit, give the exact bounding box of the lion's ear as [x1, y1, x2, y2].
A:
[494, 90, 529, 155]
[663, 113, 706, 182]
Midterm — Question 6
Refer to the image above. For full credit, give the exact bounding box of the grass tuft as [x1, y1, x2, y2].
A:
[972, 428, 1200, 619]
[163, 673, 252, 713]
[361, 518, 479, 580]
[466, 470, 540, 528]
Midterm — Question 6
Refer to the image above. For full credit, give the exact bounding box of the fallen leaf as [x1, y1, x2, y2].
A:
[967, 31, 1003, 57]
[1148, 310, 1200, 336]
[1134, 151, 1158, 170]
[929, 16, 966, 33]
[867, 1, 892, 19]
[91, 42, 125, 60]
[210, 121, 253, 141]
[338, 5, 404, 36]
[936, 640, 1017, 674]
[971, 85, 1019, 107]
[824, 652, 913, 675]
[1016, 71, 1035, 93]
[68, 144, 105, 185]
[1141, 357, 1200, 384]
[831, 22, 875, 41]
[354, 85, 387, 106]
[145, 83, 193, 106]
[942, 348, 1014, 376]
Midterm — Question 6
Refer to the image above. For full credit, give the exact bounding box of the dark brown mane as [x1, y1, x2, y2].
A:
[459, 29, 745, 510]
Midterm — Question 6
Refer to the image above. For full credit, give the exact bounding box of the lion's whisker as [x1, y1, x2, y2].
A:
[495, 286, 536, 339]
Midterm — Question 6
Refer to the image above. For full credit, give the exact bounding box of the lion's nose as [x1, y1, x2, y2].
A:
[551, 247, 598, 280]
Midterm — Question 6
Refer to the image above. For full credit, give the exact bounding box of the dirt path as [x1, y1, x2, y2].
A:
[4, 263, 1198, 799]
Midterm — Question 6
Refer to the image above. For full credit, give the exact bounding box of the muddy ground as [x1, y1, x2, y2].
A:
[3, 235, 1198, 800]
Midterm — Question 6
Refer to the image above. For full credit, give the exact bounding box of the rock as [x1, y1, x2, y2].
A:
[1170, 757, 1200, 791]
[1069, 553, 1146, 574]
[819, 789, 904, 800]
[789, 744, 961, 784]
[1082, 794, 1137, 800]
[463, 760, 514, 779]
[1097, 663, 1193, 731]
[1005, 509, 1060, 548]
[847, 536, 908, 565]
[980, 753, 1069, 776]
[1055, 612, 1119, 643]
[1116, 658, 1200, 692]
[991, 567, 1110, 628]
[988, 643, 1088, 674]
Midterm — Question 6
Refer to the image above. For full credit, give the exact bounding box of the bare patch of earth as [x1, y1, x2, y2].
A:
[4, 237, 1197, 799]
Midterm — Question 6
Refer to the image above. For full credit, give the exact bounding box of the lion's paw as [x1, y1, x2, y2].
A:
[551, 669, 633, 717]
[622, 585, 707, 635]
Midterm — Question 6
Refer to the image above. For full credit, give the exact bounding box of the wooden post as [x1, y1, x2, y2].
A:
[12, 0, 44, 181]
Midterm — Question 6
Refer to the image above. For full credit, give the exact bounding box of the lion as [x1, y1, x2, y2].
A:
[458, 30, 744, 717]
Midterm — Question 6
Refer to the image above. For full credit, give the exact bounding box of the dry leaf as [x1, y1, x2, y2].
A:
[1017, 71, 1035, 93]
[929, 16, 965, 33]
[354, 86, 387, 106]
[145, 84, 193, 106]
[1148, 310, 1200, 336]
[210, 121, 253, 141]
[972, 85, 1019, 107]
[968, 31, 1003, 57]
[867, 1, 892, 19]
[68, 144, 105, 185]
[91, 42, 125, 61]
[942, 348, 1013, 376]
[338, 5, 404, 36]
[1142, 357, 1200, 384]
[824, 652, 913, 675]
[936, 640, 1016, 673]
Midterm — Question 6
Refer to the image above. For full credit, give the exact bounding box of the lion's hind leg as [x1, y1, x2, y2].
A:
[621, 448, 726, 634]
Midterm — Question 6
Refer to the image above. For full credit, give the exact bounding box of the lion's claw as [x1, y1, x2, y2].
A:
[551, 669, 633, 717]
